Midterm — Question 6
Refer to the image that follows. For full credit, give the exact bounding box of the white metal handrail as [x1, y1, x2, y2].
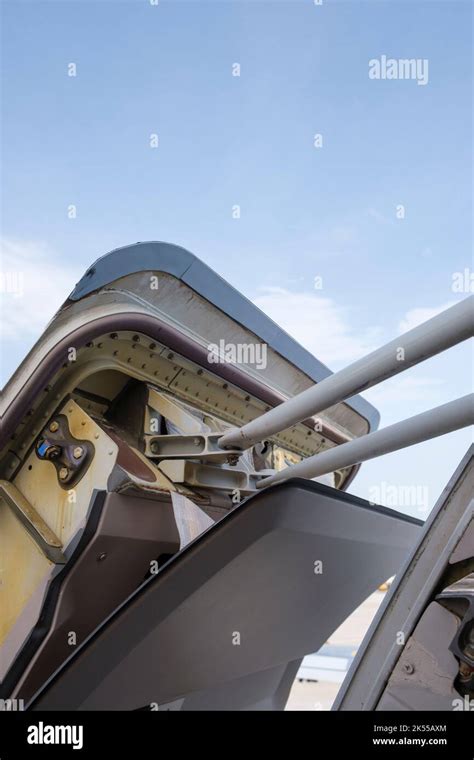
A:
[215, 296, 473, 489]
[256, 394, 474, 488]
[219, 296, 473, 452]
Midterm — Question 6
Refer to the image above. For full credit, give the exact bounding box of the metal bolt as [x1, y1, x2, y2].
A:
[193, 437, 201, 446]
[150, 441, 160, 454]
[403, 662, 415, 675]
[97, 552, 107, 562]
[73, 446, 83, 459]
[44, 444, 61, 460]
[59, 467, 69, 481]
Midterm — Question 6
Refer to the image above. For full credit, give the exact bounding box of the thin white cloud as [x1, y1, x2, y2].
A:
[398, 302, 456, 334]
[362, 301, 460, 410]
[367, 207, 394, 225]
[251, 292, 457, 412]
[253, 286, 380, 367]
[364, 374, 445, 407]
[0, 238, 82, 340]
[285, 223, 360, 260]
[311, 223, 360, 259]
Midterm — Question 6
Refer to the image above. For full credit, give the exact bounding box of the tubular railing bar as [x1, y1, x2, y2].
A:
[256, 394, 474, 489]
[219, 296, 474, 451]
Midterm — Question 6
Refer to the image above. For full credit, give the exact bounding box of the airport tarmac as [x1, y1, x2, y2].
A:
[285, 590, 385, 710]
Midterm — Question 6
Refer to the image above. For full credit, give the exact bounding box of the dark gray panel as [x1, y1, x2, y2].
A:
[29, 479, 421, 711]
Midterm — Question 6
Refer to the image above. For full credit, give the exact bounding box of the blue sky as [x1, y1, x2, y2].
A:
[1, 0, 472, 516]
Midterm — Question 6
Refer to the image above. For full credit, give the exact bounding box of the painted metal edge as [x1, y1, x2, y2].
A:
[68, 241, 380, 431]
